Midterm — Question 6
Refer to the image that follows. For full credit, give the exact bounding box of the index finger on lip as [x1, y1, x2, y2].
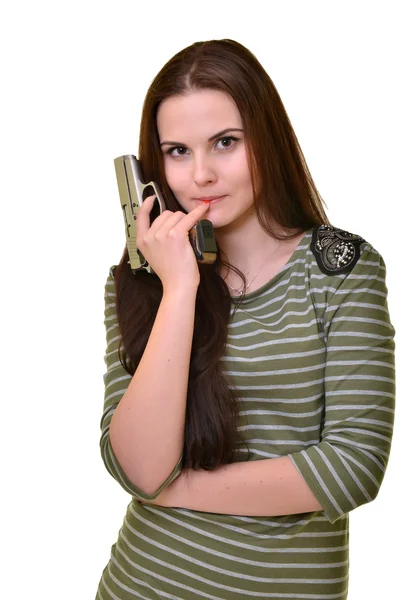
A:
[176, 202, 211, 231]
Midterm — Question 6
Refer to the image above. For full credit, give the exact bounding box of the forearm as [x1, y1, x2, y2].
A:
[161, 457, 323, 516]
[110, 287, 197, 495]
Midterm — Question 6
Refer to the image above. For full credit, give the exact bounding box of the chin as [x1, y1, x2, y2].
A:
[208, 217, 234, 231]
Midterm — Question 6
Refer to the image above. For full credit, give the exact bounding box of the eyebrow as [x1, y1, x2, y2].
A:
[160, 128, 243, 147]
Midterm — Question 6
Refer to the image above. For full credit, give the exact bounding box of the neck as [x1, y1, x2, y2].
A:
[215, 215, 306, 296]
[215, 214, 288, 275]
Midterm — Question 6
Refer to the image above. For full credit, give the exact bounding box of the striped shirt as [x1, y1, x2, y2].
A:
[96, 226, 395, 600]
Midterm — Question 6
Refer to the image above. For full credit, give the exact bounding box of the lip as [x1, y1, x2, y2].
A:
[195, 195, 226, 204]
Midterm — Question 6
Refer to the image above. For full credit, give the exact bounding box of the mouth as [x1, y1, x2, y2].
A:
[195, 195, 226, 204]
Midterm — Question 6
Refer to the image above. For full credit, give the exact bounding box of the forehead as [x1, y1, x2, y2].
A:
[156, 89, 242, 140]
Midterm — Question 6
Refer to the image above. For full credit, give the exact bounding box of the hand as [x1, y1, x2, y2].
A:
[136, 196, 211, 293]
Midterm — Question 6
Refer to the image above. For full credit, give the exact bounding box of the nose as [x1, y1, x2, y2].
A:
[192, 154, 217, 186]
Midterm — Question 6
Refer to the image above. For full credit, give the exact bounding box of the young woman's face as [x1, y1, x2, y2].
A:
[156, 89, 255, 230]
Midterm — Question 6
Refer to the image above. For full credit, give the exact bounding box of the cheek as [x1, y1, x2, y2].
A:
[164, 163, 186, 194]
[163, 163, 191, 210]
[228, 168, 252, 199]
[163, 162, 175, 189]
[240, 164, 253, 195]
[229, 149, 252, 185]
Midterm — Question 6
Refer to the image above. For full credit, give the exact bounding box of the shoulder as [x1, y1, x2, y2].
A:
[104, 265, 118, 298]
[105, 265, 118, 286]
[306, 225, 390, 317]
[310, 224, 367, 276]
[308, 224, 386, 281]
[108, 265, 117, 279]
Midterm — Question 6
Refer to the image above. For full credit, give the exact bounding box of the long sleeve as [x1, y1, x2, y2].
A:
[290, 242, 396, 523]
[99, 267, 183, 500]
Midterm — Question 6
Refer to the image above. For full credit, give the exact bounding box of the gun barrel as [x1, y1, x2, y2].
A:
[114, 155, 144, 271]
[114, 155, 167, 273]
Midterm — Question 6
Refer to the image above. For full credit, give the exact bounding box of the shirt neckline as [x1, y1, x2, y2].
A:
[230, 227, 314, 303]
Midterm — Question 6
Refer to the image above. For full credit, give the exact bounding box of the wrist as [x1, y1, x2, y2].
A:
[162, 285, 199, 299]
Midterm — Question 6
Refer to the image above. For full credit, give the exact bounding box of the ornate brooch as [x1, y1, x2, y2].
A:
[311, 225, 364, 275]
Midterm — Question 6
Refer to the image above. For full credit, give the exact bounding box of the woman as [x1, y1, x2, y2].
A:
[96, 39, 395, 600]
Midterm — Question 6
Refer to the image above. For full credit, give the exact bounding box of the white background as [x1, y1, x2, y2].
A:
[1, 1, 398, 599]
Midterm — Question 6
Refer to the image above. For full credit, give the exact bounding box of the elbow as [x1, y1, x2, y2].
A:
[289, 440, 392, 524]
[108, 427, 155, 494]
[101, 426, 183, 500]
[108, 414, 183, 498]
[121, 467, 165, 498]
[333, 455, 389, 521]
[100, 433, 167, 500]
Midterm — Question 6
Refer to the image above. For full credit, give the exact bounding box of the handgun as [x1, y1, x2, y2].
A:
[114, 154, 218, 274]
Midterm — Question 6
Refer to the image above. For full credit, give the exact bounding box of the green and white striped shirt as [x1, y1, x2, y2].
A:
[96, 226, 395, 600]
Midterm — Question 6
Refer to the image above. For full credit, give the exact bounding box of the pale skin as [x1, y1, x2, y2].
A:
[139, 89, 323, 516]
[139, 458, 322, 516]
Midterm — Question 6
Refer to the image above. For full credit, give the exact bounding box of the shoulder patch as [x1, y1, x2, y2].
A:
[311, 225, 365, 275]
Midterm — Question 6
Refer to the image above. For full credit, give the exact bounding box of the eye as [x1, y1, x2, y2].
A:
[163, 135, 240, 158]
[215, 136, 240, 150]
[165, 146, 188, 157]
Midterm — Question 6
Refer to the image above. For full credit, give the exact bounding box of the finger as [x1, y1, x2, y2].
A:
[175, 202, 210, 233]
[146, 201, 209, 235]
[135, 195, 157, 239]
[150, 211, 187, 236]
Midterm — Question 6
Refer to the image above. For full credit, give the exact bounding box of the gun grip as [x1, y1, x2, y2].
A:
[189, 219, 218, 264]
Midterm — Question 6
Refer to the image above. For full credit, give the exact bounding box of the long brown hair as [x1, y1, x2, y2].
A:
[114, 39, 329, 470]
